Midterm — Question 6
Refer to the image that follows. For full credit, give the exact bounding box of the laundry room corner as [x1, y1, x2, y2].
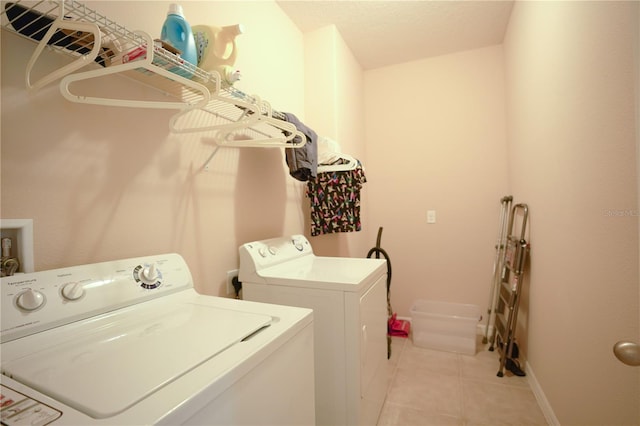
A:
[363, 45, 510, 319]
[302, 23, 374, 258]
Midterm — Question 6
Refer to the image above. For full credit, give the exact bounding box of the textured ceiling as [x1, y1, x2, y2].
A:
[276, 1, 515, 70]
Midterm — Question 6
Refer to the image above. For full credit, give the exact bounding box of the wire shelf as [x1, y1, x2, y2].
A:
[1, 0, 304, 151]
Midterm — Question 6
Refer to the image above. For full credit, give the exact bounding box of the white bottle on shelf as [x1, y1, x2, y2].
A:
[193, 24, 244, 85]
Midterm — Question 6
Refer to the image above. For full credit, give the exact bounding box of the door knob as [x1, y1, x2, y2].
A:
[613, 340, 640, 366]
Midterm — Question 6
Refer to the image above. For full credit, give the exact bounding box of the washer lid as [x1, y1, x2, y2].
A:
[257, 256, 386, 291]
[1, 297, 272, 419]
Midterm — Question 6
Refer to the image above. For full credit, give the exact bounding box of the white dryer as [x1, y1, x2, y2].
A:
[239, 235, 388, 426]
[0, 254, 315, 425]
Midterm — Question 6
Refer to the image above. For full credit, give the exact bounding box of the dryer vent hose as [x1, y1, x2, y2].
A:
[366, 227, 392, 299]
[232, 276, 242, 299]
[366, 227, 393, 359]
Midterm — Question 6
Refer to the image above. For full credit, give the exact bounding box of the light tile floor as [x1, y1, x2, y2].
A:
[377, 336, 549, 426]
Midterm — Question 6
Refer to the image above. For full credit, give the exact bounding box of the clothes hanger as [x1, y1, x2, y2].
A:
[317, 152, 359, 172]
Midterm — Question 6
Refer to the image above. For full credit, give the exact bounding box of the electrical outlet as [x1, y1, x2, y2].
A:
[226, 269, 239, 295]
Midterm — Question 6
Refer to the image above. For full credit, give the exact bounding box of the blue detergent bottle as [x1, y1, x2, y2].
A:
[161, 4, 197, 78]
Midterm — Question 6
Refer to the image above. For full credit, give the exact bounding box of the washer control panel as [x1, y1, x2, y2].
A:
[239, 235, 313, 281]
[0, 254, 192, 343]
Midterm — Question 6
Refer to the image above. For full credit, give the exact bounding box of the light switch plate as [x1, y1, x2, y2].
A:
[427, 210, 436, 224]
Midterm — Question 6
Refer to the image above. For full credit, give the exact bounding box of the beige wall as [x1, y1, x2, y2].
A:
[636, 0, 640, 352]
[504, 1, 639, 424]
[364, 45, 509, 318]
[0, 1, 309, 296]
[303, 25, 374, 257]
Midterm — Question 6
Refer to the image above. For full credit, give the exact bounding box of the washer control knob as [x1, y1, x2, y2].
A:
[61, 282, 85, 301]
[133, 263, 163, 289]
[268, 246, 278, 255]
[141, 263, 159, 283]
[258, 247, 268, 257]
[16, 289, 45, 311]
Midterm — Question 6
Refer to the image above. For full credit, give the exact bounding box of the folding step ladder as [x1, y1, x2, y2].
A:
[482, 195, 513, 345]
[489, 203, 530, 377]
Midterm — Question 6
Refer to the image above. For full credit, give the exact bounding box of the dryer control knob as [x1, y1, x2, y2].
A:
[292, 239, 304, 251]
[61, 282, 85, 300]
[268, 246, 278, 255]
[16, 289, 45, 311]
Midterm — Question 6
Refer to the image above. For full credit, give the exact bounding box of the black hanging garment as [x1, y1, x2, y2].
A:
[306, 162, 366, 236]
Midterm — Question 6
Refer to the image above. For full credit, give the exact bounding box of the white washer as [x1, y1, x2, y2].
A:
[0, 253, 315, 425]
[239, 235, 388, 426]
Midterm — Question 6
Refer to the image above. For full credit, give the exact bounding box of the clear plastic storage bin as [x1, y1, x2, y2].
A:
[410, 300, 481, 355]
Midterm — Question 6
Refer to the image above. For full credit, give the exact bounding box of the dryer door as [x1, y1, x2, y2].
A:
[359, 273, 389, 425]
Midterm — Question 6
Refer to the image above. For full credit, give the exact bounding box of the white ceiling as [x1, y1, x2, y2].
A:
[276, 1, 515, 70]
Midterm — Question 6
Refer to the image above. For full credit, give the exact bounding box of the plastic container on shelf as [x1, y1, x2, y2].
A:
[193, 24, 244, 85]
[160, 3, 197, 78]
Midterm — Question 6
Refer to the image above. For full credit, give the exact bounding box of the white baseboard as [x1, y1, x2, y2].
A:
[474, 324, 558, 425]
[477, 323, 493, 338]
[525, 361, 559, 425]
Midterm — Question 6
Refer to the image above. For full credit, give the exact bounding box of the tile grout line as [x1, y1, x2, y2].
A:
[457, 353, 470, 426]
